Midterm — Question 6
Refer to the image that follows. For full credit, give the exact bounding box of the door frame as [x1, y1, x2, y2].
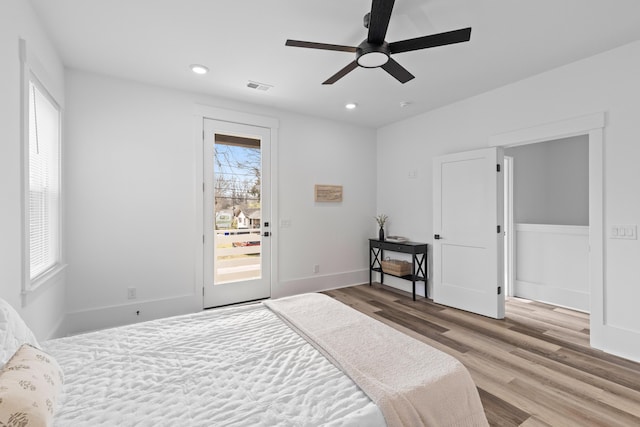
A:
[503, 156, 514, 297]
[194, 105, 279, 309]
[489, 112, 608, 352]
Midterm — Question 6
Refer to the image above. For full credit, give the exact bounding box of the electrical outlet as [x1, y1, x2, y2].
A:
[313, 264, 320, 274]
[127, 287, 137, 299]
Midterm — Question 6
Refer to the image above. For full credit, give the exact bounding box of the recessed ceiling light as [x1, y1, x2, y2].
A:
[400, 101, 412, 108]
[345, 103, 358, 110]
[190, 64, 209, 75]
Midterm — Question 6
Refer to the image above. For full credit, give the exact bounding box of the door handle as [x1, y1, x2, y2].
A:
[434, 234, 441, 240]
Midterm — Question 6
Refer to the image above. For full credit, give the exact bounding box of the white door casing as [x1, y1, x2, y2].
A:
[433, 147, 505, 319]
[504, 156, 514, 297]
[490, 113, 640, 363]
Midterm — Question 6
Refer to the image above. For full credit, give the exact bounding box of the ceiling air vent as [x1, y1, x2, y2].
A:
[247, 81, 273, 91]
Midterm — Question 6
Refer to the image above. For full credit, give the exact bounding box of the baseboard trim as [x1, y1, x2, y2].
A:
[274, 270, 369, 299]
[61, 295, 201, 337]
[514, 280, 589, 312]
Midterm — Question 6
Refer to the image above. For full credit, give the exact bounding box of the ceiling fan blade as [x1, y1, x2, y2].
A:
[389, 27, 472, 54]
[381, 58, 414, 83]
[368, 0, 396, 45]
[322, 61, 359, 85]
[286, 39, 357, 53]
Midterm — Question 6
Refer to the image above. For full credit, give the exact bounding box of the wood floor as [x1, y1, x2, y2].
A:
[323, 283, 640, 427]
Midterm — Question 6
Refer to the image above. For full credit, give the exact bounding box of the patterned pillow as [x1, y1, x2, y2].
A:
[0, 344, 63, 427]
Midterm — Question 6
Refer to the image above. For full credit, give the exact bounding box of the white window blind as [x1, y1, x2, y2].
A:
[28, 79, 61, 280]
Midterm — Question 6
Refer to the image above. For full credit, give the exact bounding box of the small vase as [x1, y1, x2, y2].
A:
[379, 227, 385, 241]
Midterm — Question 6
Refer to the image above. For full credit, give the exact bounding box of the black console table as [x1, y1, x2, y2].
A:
[369, 239, 428, 301]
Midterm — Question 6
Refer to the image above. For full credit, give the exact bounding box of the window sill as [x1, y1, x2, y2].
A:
[22, 263, 67, 306]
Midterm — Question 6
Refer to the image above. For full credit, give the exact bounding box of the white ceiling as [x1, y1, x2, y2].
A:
[29, 0, 640, 128]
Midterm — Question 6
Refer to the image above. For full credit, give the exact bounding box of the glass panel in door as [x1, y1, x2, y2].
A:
[213, 134, 262, 284]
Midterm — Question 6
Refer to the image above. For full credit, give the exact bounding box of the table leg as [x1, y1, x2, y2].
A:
[369, 247, 372, 286]
[380, 249, 384, 284]
[412, 253, 417, 301]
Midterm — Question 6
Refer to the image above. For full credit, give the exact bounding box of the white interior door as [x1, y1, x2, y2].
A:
[433, 147, 505, 319]
[203, 119, 271, 308]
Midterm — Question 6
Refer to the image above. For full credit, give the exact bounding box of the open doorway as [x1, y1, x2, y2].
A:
[503, 135, 590, 312]
[488, 112, 621, 355]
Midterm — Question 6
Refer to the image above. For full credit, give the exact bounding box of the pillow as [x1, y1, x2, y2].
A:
[0, 344, 63, 427]
[0, 299, 40, 365]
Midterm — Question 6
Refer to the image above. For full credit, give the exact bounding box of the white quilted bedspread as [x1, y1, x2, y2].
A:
[43, 303, 385, 427]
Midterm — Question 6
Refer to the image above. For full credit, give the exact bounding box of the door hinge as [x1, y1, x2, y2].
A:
[498, 286, 502, 295]
[497, 164, 501, 172]
[202, 287, 204, 296]
[202, 182, 205, 192]
[203, 235, 205, 244]
[497, 225, 501, 233]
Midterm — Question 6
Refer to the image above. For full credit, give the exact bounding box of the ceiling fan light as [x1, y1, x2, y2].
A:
[357, 51, 389, 68]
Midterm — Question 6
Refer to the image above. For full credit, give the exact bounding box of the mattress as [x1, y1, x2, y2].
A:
[43, 303, 385, 426]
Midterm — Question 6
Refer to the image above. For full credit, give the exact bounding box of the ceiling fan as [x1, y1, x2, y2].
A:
[285, 0, 471, 84]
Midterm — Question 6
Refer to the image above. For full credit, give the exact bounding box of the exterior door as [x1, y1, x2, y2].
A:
[203, 119, 271, 308]
[433, 147, 505, 319]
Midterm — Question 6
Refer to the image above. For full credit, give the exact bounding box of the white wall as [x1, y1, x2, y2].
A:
[377, 39, 640, 361]
[515, 224, 589, 311]
[63, 70, 376, 334]
[505, 135, 589, 225]
[276, 114, 377, 296]
[0, 0, 66, 340]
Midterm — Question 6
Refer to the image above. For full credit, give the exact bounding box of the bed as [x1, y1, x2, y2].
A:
[0, 293, 488, 426]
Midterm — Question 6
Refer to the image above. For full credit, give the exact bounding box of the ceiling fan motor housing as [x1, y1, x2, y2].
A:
[285, 1, 471, 84]
[356, 40, 390, 68]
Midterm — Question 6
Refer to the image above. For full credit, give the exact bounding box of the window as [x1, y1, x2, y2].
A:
[26, 78, 61, 286]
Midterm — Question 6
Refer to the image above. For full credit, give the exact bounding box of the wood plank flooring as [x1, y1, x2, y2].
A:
[323, 283, 640, 427]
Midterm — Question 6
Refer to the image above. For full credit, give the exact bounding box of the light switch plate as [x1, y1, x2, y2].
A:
[280, 219, 292, 228]
[610, 224, 637, 239]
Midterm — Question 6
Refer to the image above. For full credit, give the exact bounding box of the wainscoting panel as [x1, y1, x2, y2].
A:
[514, 223, 589, 311]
